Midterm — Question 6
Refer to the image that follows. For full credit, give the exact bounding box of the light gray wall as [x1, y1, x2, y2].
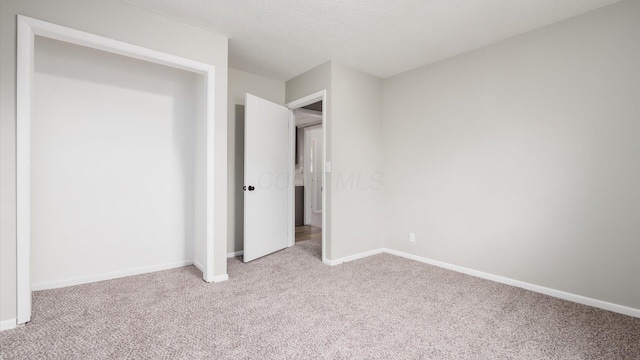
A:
[286, 62, 333, 105]
[0, 0, 228, 323]
[286, 61, 384, 260]
[382, 0, 640, 309]
[228, 68, 285, 253]
[330, 63, 385, 258]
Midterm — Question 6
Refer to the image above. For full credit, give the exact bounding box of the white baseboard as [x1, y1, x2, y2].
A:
[193, 261, 228, 283]
[31, 260, 194, 291]
[227, 250, 244, 258]
[323, 248, 384, 266]
[321, 246, 640, 318]
[193, 260, 204, 272]
[213, 274, 229, 282]
[382, 248, 640, 318]
[1, 318, 17, 331]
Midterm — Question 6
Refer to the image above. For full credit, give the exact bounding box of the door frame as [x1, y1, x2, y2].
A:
[285, 90, 327, 262]
[16, 15, 217, 325]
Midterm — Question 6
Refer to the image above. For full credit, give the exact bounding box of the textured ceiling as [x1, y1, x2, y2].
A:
[122, 0, 620, 80]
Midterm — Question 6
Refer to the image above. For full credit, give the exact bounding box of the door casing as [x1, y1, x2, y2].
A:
[285, 90, 328, 263]
[16, 16, 219, 325]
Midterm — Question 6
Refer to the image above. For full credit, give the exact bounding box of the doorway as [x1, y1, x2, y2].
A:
[242, 90, 327, 263]
[285, 91, 327, 262]
[294, 105, 323, 245]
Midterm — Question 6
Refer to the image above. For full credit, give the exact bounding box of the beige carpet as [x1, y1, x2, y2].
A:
[1, 239, 639, 359]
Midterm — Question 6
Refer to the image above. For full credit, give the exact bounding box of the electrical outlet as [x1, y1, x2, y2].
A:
[409, 232, 416, 243]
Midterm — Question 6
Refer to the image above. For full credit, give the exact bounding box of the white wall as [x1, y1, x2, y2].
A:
[1, 0, 228, 324]
[228, 68, 285, 253]
[30, 37, 200, 288]
[383, 0, 640, 310]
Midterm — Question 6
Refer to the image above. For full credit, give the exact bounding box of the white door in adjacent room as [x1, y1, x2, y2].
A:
[304, 126, 323, 228]
[243, 93, 291, 262]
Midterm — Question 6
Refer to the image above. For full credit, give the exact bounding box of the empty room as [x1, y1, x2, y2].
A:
[1, 0, 639, 359]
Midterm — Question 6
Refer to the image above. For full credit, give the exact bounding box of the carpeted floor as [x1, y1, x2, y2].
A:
[1, 239, 639, 359]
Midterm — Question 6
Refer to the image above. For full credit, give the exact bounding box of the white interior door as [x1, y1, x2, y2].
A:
[244, 94, 291, 262]
[304, 126, 323, 228]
